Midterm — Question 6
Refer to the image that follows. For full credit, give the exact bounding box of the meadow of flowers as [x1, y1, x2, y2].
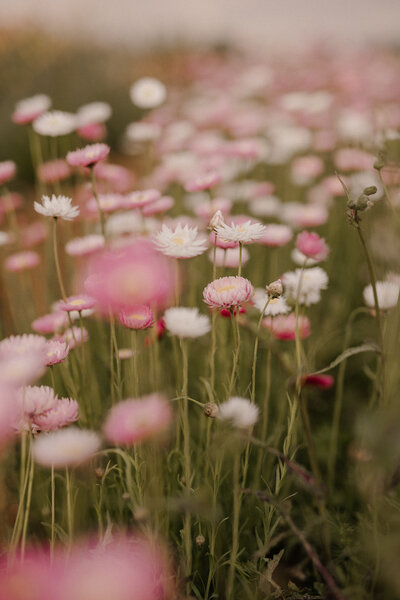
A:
[0, 45, 400, 599]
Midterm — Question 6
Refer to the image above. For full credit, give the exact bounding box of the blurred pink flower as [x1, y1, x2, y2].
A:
[4, 250, 40, 272]
[58, 295, 96, 312]
[32, 312, 68, 335]
[33, 397, 79, 432]
[44, 340, 69, 366]
[37, 159, 71, 184]
[263, 313, 311, 341]
[185, 171, 221, 192]
[12, 93, 51, 125]
[296, 231, 330, 261]
[119, 305, 154, 330]
[67, 143, 110, 168]
[103, 394, 172, 446]
[0, 160, 17, 185]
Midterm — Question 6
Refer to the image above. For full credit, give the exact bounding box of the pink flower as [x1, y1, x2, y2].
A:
[86, 193, 124, 215]
[333, 148, 375, 172]
[103, 394, 172, 446]
[77, 122, 107, 141]
[283, 203, 328, 228]
[262, 313, 311, 341]
[32, 312, 68, 334]
[33, 397, 79, 432]
[259, 224, 293, 247]
[44, 340, 70, 366]
[58, 326, 89, 349]
[296, 231, 330, 261]
[0, 160, 17, 185]
[12, 93, 51, 125]
[291, 155, 324, 185]
[209, 230, 238, 249]
[94, 162, 135, 193]
[4, 250, 40, 272]
[209, 246, 249, 269]
[37, 159, 71, 183]
[21, 221, 48, 248]
[58, 295, 96, 312]
[83, 238, 175, 315]
[0, 354, 44, 388]
[65, 234, 105, 258]
[122, 189, 160, 210]
[185, 171, 221, 192]
[0, 334, 47, 362]
[119, 305, 154, 330]
[203, 276, 254, 310]
[0, 385, 19, 449]
[142, 195, 174, 216]
[66, 143, 110, 168]
[17, 385, 58, 431]
[301, 374, 334, 389]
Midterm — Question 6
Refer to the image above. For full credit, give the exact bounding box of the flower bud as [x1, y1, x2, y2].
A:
[204, 402, 219, 418]
[266, 279, 283, 298]
[355, 194, 369, 211]
[209, 210, 224, 232]
[195, 534, 206, 548]
[363, 185, 377, 196]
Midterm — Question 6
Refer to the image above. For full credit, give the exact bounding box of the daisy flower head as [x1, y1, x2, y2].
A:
[44, 340, 70, 366]
[76, 101, 112, 126]
[219, 397, 259, 429]
[283, 267, 328, 306]
[65, 234, 105, 258]
[0, 354, 45, 388]
[363, 281, 400, 311]
[18, 385, 57, 424]
[4, 250, 40, 272]
[32, 311, 68, 335]
[259, 224, 293, 247]
[33, 397, 79, 432]
[123, 189, 160, 210]
[32, 427, 101, 468]
[0, 334, 47, 362]
[253, 288, 290, 316]
[296, 231, 329, 262]
[119, 305, 154, 330]
[215, 219, 266, 244]
[0, 160, 16, 185]
[34, 194, 80, 221]
[164, 307, 211, 338]
[209, 246, 250, 269]
[12, 93, 51, 125]
[130, 77, 166, 109]
[59, 326, 89, 350]
[58, 295, 96, 313]
[203, 276, 254, 310]
[37, 159, 71, 184]
[33, 110, 77, 137]
[103, 394, 172, 445]
[185, 171, 222, 193]
[142, 195, 174, 217]
[282, 202, 328, 228]
[263, 313, 311, 341]
[67, 143, 110, 168]
[153, 223, 208, 259]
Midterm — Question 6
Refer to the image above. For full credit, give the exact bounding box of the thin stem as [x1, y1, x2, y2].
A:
[131, 330, 139, 396]
[251, 297, 271, 403]
[50, 465, 55, 561]
[209, 309, 217, 400]
[52, 218, 67, 300]
[226, 450, 240, 599]
[227, 309, 241, 398]
[20, 438, 35, 560]
[65, 467, 73, 551]
[179, 338, 192, 586]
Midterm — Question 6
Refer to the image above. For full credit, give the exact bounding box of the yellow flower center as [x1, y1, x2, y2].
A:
[172, 237, 185, 245]
[128, 313, 145, 320]
[216, 285, 236, 293]
[70, 299, 85, 306]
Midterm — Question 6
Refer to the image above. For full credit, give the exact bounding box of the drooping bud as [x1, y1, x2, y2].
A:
[355, 194, 369, 211]
[209, 210, 224, 232]
[266, 278, 283, 298]
[363, 185, 377, 196]
[204, 402, 219, 418]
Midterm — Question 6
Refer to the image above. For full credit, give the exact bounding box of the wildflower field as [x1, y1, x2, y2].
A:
[0, 38, 400, 600]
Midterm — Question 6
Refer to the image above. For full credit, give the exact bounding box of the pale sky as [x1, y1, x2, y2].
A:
[0, 0, 399, 50]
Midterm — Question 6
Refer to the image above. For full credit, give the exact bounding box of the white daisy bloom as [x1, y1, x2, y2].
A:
[219, 397, 259, 429]
[14, 94, 51, 117]
[253, 288, 291, 316]
[32, 427, 101, 468]
[130, 77, 166, 109]
[125, 122, 161, 142]
[34, 195, 80, 221]
[153, 223, 208, 259]
[363, 281, 399, 311]
[164, 307, 211, 339]
[214, 220, 266, 244]
[283, 267, 328, 306]
[77, 101, 112, 126]
[33, 110, 77, 137]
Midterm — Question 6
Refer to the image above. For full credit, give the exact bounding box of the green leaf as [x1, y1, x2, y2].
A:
[311, 343, 380, 375]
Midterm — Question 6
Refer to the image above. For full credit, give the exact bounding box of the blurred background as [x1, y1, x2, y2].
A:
[0, 0, 399, 176]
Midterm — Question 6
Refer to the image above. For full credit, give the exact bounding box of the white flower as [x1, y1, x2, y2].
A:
[33, 110, 77, 137]
[77, 101, 112, 126]
[219, 397, 259, 429]
[283, 267, 328, 306]
[13, 94, 51, 118]
[0, 231, 12, 246]
[154, 223, 208, 258]
[253, 288, 290, 316]
[363, 281, 399, 311]
[215, 220, 266, 244]
[32, 427, 101, 468]
[164, 307, 211, 338]
[125, 122, 161, 142]
[249, 195, 281, 218]
[130, 77, 166, 109]
[34, 195, 80, 220]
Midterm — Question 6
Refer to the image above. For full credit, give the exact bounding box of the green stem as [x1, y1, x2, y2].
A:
[65, 467, 73, 551]
[179, 338, 192, 585]
[20, 437, 35, 560]
[251, 297, 271, 403]
[227, 309, 241, 398]
[227, 450, 240, 599]
[52, 218, 67, 300]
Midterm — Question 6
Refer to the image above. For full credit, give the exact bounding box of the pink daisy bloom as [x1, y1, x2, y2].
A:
[291, 155, 324, 186]
[33, 397, 79, 432]
[4, 250, 40, 272]
[86, 193, 124, 216]
[259, 224, 293, 247]
[37, 159, 71, 183]
[262, 313, 311, 341]
[282, 203, 328, 228]
[185, 171, 221, 193]
[0, 354, 44, 388]
[65, 234, 105, 258]
[142, 195, 174, 216]
[44, 340, 70, 366]
[0, 385, 18, 449]
[209, 246, 250, 269]
[203, 276, 254, 310]
[83, 239, 175, 315]
[94, 162, 135, 193]
[66, 143, 110, 168]
[296, 231, 330, 262]
[209, 230, 238, 250]
[12, 93, 51, 125]
[122, 189, 160, 210]
[58, 326, 89, 349]
[32, 311, 68, 335]
[21, 221, 48, 248]
[119, 305, 154, 330]
[0, 334, 47, 362]
[17, 385, 58, 431]
[77, 122, 107, 142]
[103, 394, 172, 446]
[58, 295, 96, 312]
[0, 160, 17, 185]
